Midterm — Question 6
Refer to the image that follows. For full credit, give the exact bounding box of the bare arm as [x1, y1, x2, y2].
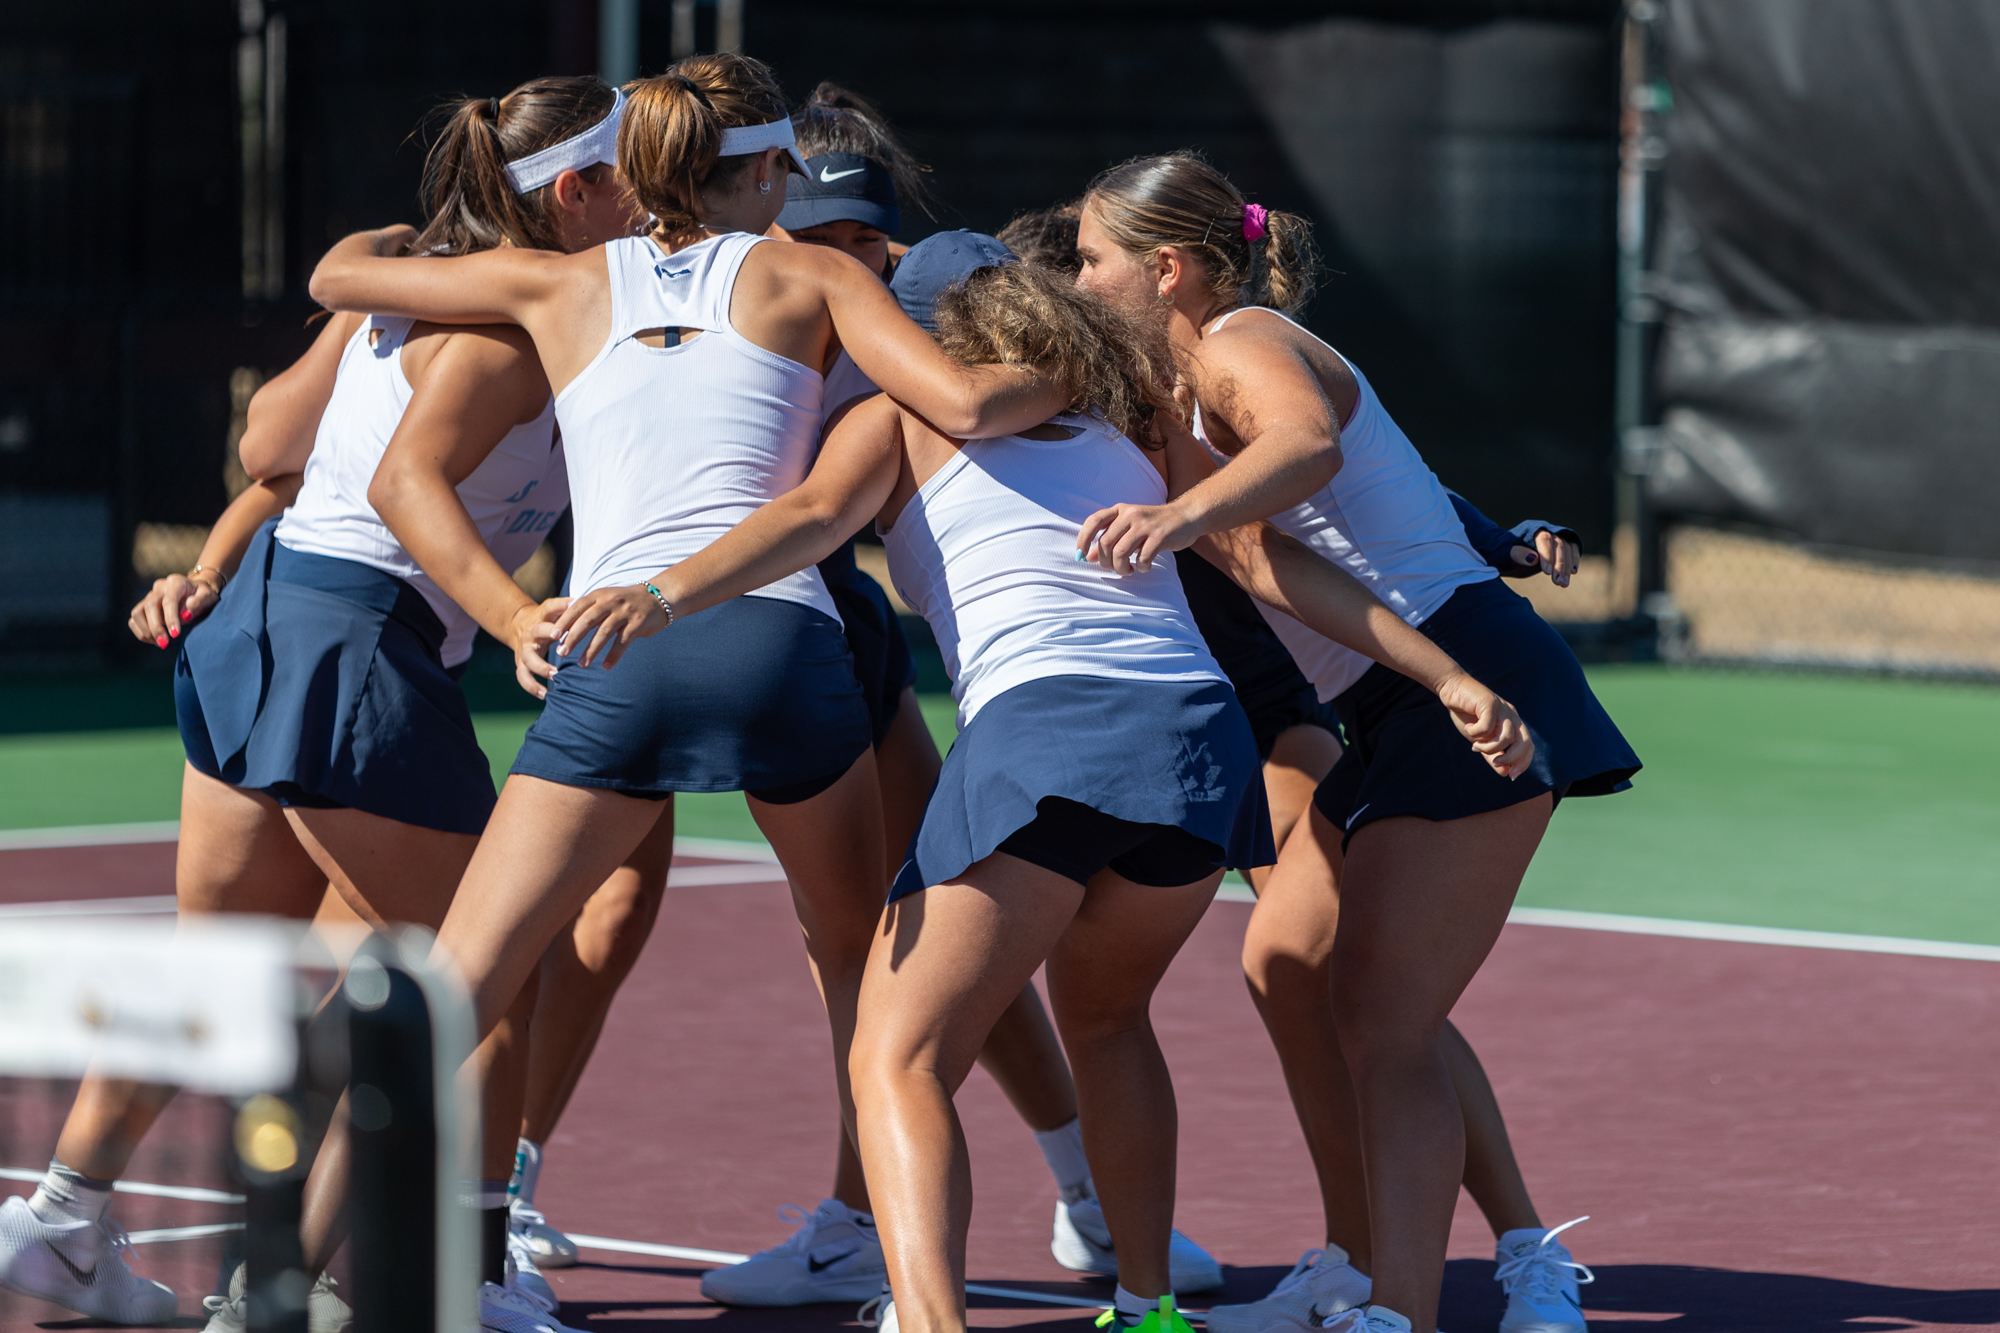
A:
[549, 394, 905, 669]
[810, 246, 1070, 439]
[238, 311, 365, 479]
[367, 327, 559, 699]
[1075, 329, 1342, 571]
[129, 474, 302, 648]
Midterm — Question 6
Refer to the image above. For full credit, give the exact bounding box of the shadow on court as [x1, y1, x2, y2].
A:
[1441, 1259, 2000, 1331]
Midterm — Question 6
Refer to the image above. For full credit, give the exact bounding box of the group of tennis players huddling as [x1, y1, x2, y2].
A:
[0, 51, 1638, 1333]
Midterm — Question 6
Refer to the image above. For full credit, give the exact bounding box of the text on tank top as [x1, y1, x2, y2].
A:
[880, 414, 1225, 727]
[552, 232, 838, 620]
[274, 315, 567, 667]
[1192, 306, 1494, 700]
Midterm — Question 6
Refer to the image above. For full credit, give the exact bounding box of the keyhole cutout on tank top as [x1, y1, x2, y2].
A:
[367, 327, 383, 349]
[1015, 423, 1081, 442]
[633, 327, 705, 349]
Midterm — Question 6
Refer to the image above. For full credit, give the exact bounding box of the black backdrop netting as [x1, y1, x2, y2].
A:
[1649, 0, 2000, 563]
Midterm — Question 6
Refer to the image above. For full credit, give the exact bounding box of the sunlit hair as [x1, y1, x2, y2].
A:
[932, 263, 1180, 446]
[618, 52, 791, 235]
[412, 76, 618, 256]
[792, 81, 937, 220]
[996, 202, 1081, 274]
[1084, 151, 1319, 314]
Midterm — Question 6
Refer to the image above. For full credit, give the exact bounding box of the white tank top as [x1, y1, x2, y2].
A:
[1194, 307, 1495, 700]
[554, 233, 837, 619]
[275, 315, 567, 667]
[882, 414, 1224, 727]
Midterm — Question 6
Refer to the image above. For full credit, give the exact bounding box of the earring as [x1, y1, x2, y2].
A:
[759, 180, 771, 194]
[1157, 288, 1173, 305]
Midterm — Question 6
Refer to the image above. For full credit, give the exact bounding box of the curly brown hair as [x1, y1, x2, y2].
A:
[932, 263, 1181, 446]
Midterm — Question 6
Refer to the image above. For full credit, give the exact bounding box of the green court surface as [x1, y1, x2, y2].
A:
[4, 667, 1996, 945]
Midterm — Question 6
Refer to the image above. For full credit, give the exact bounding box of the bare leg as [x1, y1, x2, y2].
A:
[1333, 798, 1552, 1332]
[520, 804, 676, 1144]
[1444, 1025, 1540, 1237]
[1245, 724, 1343, 897]
[282, 806, 500, 1273]
[53, 766, 326, 1179]
[1045, 871, 1219, 1300]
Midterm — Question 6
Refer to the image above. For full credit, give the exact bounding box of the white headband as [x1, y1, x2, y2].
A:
[717, 116, 812, 176]
[505, 88, 626, 194]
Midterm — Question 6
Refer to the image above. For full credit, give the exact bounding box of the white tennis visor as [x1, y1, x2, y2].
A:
[506, 89, 627, 194]
[718, 116, 812, 176]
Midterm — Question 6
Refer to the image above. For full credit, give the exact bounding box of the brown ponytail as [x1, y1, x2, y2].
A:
[792, 82, 938, 220]
[1083, 152, 1320, 315]
[618, 53, 791, 236]
[410, 76, 619, 257]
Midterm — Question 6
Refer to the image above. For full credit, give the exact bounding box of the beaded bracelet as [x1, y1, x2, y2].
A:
[644, 583, 675, 626]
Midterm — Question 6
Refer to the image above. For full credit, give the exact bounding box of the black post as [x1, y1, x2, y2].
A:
[347, 957, 440, 1333]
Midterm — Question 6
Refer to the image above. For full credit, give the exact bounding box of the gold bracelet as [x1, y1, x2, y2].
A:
[188, 565, 228, 591]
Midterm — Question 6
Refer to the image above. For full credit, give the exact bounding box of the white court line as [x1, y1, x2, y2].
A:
[0, 821, 181, 851]
[568, 1236, 1141, 1316]
[674, 836, 780, 863]
[0, 1167, 243, 1204]
[127, 1221, 243, 1245]
[0, 894, 178, 918]
[667, 863, 786, 887]
[1505, 906, 2000, 962]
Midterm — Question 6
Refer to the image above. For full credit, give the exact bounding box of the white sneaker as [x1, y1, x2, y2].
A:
[857, 1286, 899, 1333]
[204, 1261, 351, 1333]
[700, 1199, 886, 1305]
[506, 1238, 560, 1314]
[0, 1194, 178, 1325]
[1495, 1218, 1592, 1333]
[1204, 1247, 1372, 1333]
[480, 1279, 585, 1333]
[1321, 1308, 1432, 1333]
[510, 1200, 578, 1269]
[1051, 1195, 1224, 1293]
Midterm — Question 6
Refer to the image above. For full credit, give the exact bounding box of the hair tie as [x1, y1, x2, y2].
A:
[487, 97, 501, 122]
[1242, 203, 1269, 243]
[670, 74, 714, 109]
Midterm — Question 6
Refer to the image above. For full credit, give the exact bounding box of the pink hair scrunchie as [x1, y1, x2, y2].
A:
[1242, 203, 1269, 242]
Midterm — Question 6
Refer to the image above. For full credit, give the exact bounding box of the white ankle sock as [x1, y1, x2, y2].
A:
[28, 1159, 114, 1226]
[1114, 1285, 1157, 1318]
[1321, 1241, 1353, 1267]
[1033, 1118, 1093, 1203]
[510, 1138, 543, 1205]
[1364, 1307, 1412, 1332]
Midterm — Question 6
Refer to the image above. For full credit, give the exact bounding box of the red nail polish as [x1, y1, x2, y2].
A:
[181, 608, 193, 620]
[156, 636, 169, 648]
[168, 626, 178, 638]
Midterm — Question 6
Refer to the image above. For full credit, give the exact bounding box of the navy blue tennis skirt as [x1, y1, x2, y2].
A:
[511, 593, 873, 802]
[175, 522, 496, 835]
[820, 537, 918, 744]
[1314, 577, 1640, 845]
[889, 675, 1275, 901]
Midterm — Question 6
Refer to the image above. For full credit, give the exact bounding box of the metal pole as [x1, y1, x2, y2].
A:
[671, 0, 696, 60]
[1613, 0, 1667, 626]
[717, 0, 744, 52]
[600, 0, 640, 85]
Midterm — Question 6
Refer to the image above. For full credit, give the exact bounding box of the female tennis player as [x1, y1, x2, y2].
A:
[1069, 152, 1639, 1333]
[304, 54, 1072, 1273]
[548, 254, 1530, 1333]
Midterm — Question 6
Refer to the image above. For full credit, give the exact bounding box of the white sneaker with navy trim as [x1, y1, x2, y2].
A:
[1051, 1195, 1224, 1293]
[1204, 1246, 1372, 1333]
[509, 1200, 578, 1269]
[700, 1199, 886, 1305]
[0, 1194, 178, 1325]
[479, 1280, 585, 1333]
[1495, 1217, 1592, 1333]
[857, 1284, 898, 1333]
